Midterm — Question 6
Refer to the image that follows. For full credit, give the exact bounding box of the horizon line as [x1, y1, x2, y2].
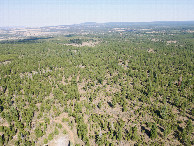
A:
[1, 20, 194, 28]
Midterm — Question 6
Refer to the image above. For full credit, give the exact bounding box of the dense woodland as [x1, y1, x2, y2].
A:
[0, 24, 193, 146]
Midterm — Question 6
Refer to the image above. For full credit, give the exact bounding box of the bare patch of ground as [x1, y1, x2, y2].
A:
[77, 64, 85, 68]
[148, 49, 155, 53]
[65, 41, 99, 47]
[0, 61, 11, 65]
[47, 134, 70, 146]
[166, 40, 177, 45]
[19, 71, 38, 79]
[151, 38, 160, 42]
[52, 112, 84, 145]
[77, 80, 87, 95]
[0, 118, 9, 127]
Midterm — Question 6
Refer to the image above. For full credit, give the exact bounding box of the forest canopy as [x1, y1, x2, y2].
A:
[0, 23, 193, 146]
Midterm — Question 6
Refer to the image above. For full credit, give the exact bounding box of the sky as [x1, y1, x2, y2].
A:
[0, 0, 194, 27]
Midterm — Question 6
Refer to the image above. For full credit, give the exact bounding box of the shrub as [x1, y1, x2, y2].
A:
[44, 138, 48, 144]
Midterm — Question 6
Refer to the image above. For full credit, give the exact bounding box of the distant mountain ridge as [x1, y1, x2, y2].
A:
[1, 21, 194, 29]
[59, 21, 194, 27]
[82, 21, 194, 26]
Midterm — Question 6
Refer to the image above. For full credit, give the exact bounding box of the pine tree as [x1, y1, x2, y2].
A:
[150, 123, 157, 139]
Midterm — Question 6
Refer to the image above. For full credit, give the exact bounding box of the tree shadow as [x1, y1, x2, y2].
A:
[173, 130, 180, 140]
[186, 114, 194, 121]
[158, 126, 164, 132]
[154, 110, 162, 119]
[107, 101, 113, 108]
[177, 125, 183, 132]
[68, 141, 71, 146]
[166, 100, 176, 107]
[141, 126, 150, 137]
[158, 132, 163, 138]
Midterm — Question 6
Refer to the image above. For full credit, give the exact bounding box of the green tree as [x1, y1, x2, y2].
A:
[54, 127, 59, 135]
[48, 133, 54, 141]
[35, 127, 43, 138]
[112, 97, 116, 108]
[44, 138, 48, 144]
[150, 123, 157, 139]
[186, 119, 193, 135]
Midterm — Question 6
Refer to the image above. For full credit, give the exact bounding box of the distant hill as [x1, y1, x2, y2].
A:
[82, 21, 194, 26]
[80, 22, 97, 25]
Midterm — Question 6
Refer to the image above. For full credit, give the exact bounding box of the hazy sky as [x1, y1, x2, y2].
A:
[0, 0, 194, 27]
